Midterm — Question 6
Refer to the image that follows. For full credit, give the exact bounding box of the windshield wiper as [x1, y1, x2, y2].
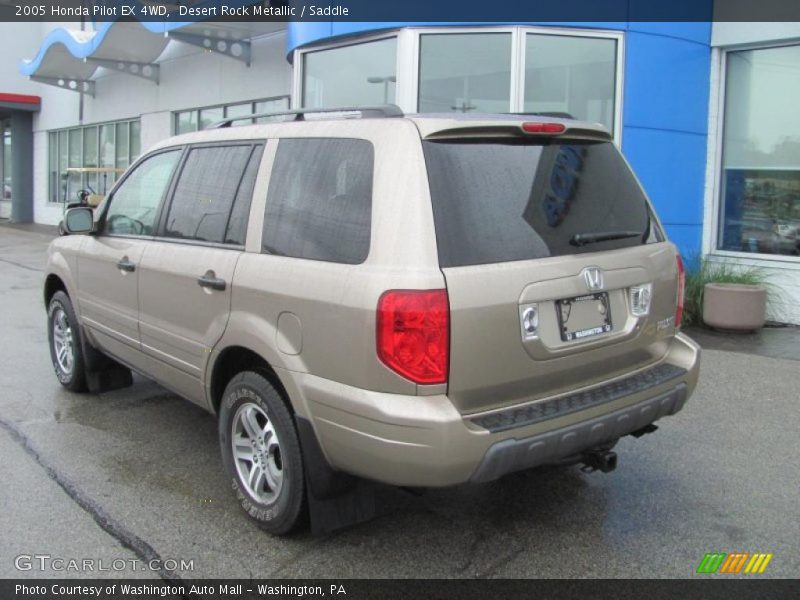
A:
[569, 230, 642, 247]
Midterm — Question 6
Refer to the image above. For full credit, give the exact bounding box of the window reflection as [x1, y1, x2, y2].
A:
[719, 45, 800, 257]
[419, 33, 512, 113]
[524, 34, 616, 132]
[303, 38, 397, 108]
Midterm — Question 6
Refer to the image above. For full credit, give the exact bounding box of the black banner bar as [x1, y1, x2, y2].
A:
[1, 579, 799, 600]
[2, 0, 800, 23]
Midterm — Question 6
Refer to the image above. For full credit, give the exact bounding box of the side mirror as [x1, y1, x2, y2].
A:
[62, 206, 94, 235]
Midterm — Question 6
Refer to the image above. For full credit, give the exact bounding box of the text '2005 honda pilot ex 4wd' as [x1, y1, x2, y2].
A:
[45, 106, 700, 535]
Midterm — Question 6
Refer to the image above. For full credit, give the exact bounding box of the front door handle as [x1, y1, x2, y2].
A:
[116, 257, 136, 272]
[197, 272, 226, 291]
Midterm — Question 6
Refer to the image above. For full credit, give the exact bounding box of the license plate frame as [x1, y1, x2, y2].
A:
[556, 292, 612, 342]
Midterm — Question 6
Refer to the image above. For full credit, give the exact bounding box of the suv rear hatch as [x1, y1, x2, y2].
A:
[420, 120, 681, 415]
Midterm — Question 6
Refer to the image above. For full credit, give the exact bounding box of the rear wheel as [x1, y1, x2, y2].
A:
[218, 371, 306, 535]
[47, 291, 87, 392]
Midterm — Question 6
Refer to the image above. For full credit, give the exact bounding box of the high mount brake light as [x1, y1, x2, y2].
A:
[521, 122, 566, 134]
[376, 290, 449, 385]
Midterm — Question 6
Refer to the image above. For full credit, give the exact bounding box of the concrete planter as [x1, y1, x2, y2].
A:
[703, 283, 767, 332]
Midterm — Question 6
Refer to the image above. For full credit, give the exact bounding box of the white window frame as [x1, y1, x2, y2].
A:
[292, 25, 624, 143]
[705, 42, 800, 265]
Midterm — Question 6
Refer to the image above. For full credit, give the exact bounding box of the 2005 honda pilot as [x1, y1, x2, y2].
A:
[45, 106, 700, 534]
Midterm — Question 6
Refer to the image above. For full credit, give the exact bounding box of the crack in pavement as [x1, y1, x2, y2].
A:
[0, 416, 186, 586]
[0, 257, 43, 272]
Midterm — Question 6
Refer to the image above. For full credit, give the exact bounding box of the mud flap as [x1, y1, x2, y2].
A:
[295, 416, 376, 535]
[79, 327, 133, 394]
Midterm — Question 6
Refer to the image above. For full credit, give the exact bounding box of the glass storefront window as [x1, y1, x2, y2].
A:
[296, 28, 622, 135]
[418, 33, 512, 113]
[83, 125, 98, 193]
[67, 129, 83, 203]
[254, 97, 290, 122]
[173, 97, 290, 132]
[225, 102, 254, 125]
[129, 121, 140, 160]
[48, 119, 140, 204]
[198, 107, 224, 130]
[524, 34, 617, 132]
[302, 38, 397, 108]
[100, 125, 115, 168]
[175, 111, 198, 135]
[58, 130, 68, 203]
[719, 45, 800, 257]
[115, 122, 129, 169]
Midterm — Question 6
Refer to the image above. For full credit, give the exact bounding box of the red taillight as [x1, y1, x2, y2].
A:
[521, 122, 566, 134]
[675, 255, 686, 329]
[377, 289, 449, 385]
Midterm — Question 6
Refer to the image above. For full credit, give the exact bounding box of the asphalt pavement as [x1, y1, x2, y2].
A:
[0, 223, 797, 579]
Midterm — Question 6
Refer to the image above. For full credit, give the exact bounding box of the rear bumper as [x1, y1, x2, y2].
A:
[469, 382, 686, 482]
[284, 332, 700, 487]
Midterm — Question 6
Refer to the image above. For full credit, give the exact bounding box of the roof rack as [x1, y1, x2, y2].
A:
[511, 111, 575, 120]
[211, 104, 404, 128]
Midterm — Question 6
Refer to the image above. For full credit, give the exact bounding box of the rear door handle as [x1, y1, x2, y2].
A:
[197, 272, 226, 291]
[116, 257, 136, 272]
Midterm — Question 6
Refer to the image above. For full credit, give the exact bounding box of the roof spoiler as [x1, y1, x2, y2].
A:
[424, 122, 612, 142]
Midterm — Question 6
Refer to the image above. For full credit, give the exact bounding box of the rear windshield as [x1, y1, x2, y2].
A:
[423, 139, 663, 268]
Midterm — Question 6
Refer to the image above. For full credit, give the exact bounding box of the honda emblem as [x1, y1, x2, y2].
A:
[582, 267, 604, 291]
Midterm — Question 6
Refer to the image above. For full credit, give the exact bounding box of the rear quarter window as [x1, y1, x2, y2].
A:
[262, 138, 373, 264]
[423, 139, 663, 268]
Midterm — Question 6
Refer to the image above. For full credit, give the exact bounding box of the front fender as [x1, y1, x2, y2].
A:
[44, 236, 83, 313]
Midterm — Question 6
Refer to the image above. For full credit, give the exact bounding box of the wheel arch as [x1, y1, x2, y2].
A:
[208, 345, 294, 416]
[44, 273, 68, 307]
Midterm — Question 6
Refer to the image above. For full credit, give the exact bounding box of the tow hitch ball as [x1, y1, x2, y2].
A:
[581, 449, 618, 474]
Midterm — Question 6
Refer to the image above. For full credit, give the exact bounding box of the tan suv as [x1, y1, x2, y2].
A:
[45, 106, 700, 534]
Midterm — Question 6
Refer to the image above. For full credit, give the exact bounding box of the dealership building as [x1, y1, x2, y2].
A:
[1, 12, 799, 323]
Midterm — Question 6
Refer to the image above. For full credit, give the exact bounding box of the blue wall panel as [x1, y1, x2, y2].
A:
[622, 127, 707, 256]
[623, 30, 711, 134]
[626, 22, 711, 45]
[620, 25, 711, 258]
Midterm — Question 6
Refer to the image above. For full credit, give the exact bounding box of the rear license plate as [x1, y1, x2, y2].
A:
[556, 292, 612, 342]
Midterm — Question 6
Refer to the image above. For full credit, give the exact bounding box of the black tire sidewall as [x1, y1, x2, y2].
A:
[47, 291, 86, 391]
[218, 371, 305, 535]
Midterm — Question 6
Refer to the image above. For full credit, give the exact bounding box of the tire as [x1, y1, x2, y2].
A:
[218, 371, 306, 535]
[47, 291, 87, 392]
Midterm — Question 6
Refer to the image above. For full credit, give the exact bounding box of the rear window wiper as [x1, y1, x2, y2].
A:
[569, 230, 642, 247]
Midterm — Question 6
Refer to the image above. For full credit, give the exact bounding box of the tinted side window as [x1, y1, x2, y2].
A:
[165, 145, 260, 244]
[263, 138, 373, 264]
[225, 145, 264, 245]
[105, 150, 181, 236]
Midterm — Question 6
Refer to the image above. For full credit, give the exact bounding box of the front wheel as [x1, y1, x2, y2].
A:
[218, 371, 306, 535]
[47, 291, 87, 392]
